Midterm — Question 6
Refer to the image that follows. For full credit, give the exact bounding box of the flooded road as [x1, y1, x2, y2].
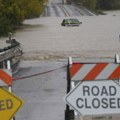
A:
[15, 12, 120, 61]
[1, 2, 120, 61]
[1, 0, 120, 120]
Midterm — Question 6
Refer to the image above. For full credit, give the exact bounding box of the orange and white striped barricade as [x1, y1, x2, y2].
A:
[65, 56, 120, 120]
[0, 60, 15, 120]
[0, 69, 12, 86]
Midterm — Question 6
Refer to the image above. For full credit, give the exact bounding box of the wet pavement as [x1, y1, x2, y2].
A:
[13, 61, 67, 120]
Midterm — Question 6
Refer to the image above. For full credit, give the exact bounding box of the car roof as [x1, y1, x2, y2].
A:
[64, 18, 79, 21]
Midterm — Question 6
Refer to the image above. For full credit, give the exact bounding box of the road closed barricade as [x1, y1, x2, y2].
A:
[0, 60, 23, 120]
[64, 56, 120, 120]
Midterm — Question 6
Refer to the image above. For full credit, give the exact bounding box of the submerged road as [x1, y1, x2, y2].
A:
[7, 0, 120, 120]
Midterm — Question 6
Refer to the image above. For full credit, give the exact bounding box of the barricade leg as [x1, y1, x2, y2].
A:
[71, 81, 79, 117]
[65, 57, 74, 120]
[7, 60, 15, 120]
[65, 109, 74, 120]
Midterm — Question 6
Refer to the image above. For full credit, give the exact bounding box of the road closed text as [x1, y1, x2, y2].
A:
[76, 85, 120, 109]
[0, 99, 13, 110]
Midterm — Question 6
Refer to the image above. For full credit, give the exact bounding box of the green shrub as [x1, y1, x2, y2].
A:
[0, 0, 47, 36]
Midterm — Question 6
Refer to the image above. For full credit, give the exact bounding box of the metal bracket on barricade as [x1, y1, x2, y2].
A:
[115, 54, 120, 85]
[115, 54, 120, 63]
[64, 55, 120, 120]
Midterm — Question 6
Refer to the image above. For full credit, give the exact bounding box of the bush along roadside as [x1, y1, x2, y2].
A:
[0, 0, 47, 37]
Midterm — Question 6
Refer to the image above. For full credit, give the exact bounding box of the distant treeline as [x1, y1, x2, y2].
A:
[0, 0, 47, 36]
[73, 0, 120, 10]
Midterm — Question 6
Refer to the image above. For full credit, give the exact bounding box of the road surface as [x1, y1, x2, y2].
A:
[13, 61, 67, 120]
[43, 4, 94, 17]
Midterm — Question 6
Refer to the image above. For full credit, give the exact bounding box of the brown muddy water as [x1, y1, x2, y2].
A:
[1, 10, 120, 61]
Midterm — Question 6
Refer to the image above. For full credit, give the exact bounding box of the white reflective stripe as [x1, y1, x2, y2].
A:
[72, 64, 96, 80]
[96, 64, 119, 80]
[4, 69, 12, 76]
[0, 80, 8, 86]
[71, 81, 75, 89]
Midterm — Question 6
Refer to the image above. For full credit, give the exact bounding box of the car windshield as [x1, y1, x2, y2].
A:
[63, 19, 79, 23]
[69, 19, 80, 23]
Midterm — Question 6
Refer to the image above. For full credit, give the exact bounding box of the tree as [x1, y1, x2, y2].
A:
[15, 0, 46, 19]
[0, 0, 47, 36]
[0, 0, 25, 36]
[78, 0, 97, 10]
[96, 0, 120, 10]
[73, 0, 120, 10]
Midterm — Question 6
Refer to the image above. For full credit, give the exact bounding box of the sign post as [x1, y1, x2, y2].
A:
[65, 57, 75, 120]
[64, 80, 120, 115]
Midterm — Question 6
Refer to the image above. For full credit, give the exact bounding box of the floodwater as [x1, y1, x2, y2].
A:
[1, 10, 120, 61]
[0, 6, 120, 120]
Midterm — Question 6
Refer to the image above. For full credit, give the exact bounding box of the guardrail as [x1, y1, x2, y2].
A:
[0, 37, 23, 68]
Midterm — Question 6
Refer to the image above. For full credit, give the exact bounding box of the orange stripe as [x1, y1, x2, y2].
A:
[83, 63, 108, 80]
[70, 63, 83, 78]
[0, 70, 12, 85]
[108, 66, 120, 79]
